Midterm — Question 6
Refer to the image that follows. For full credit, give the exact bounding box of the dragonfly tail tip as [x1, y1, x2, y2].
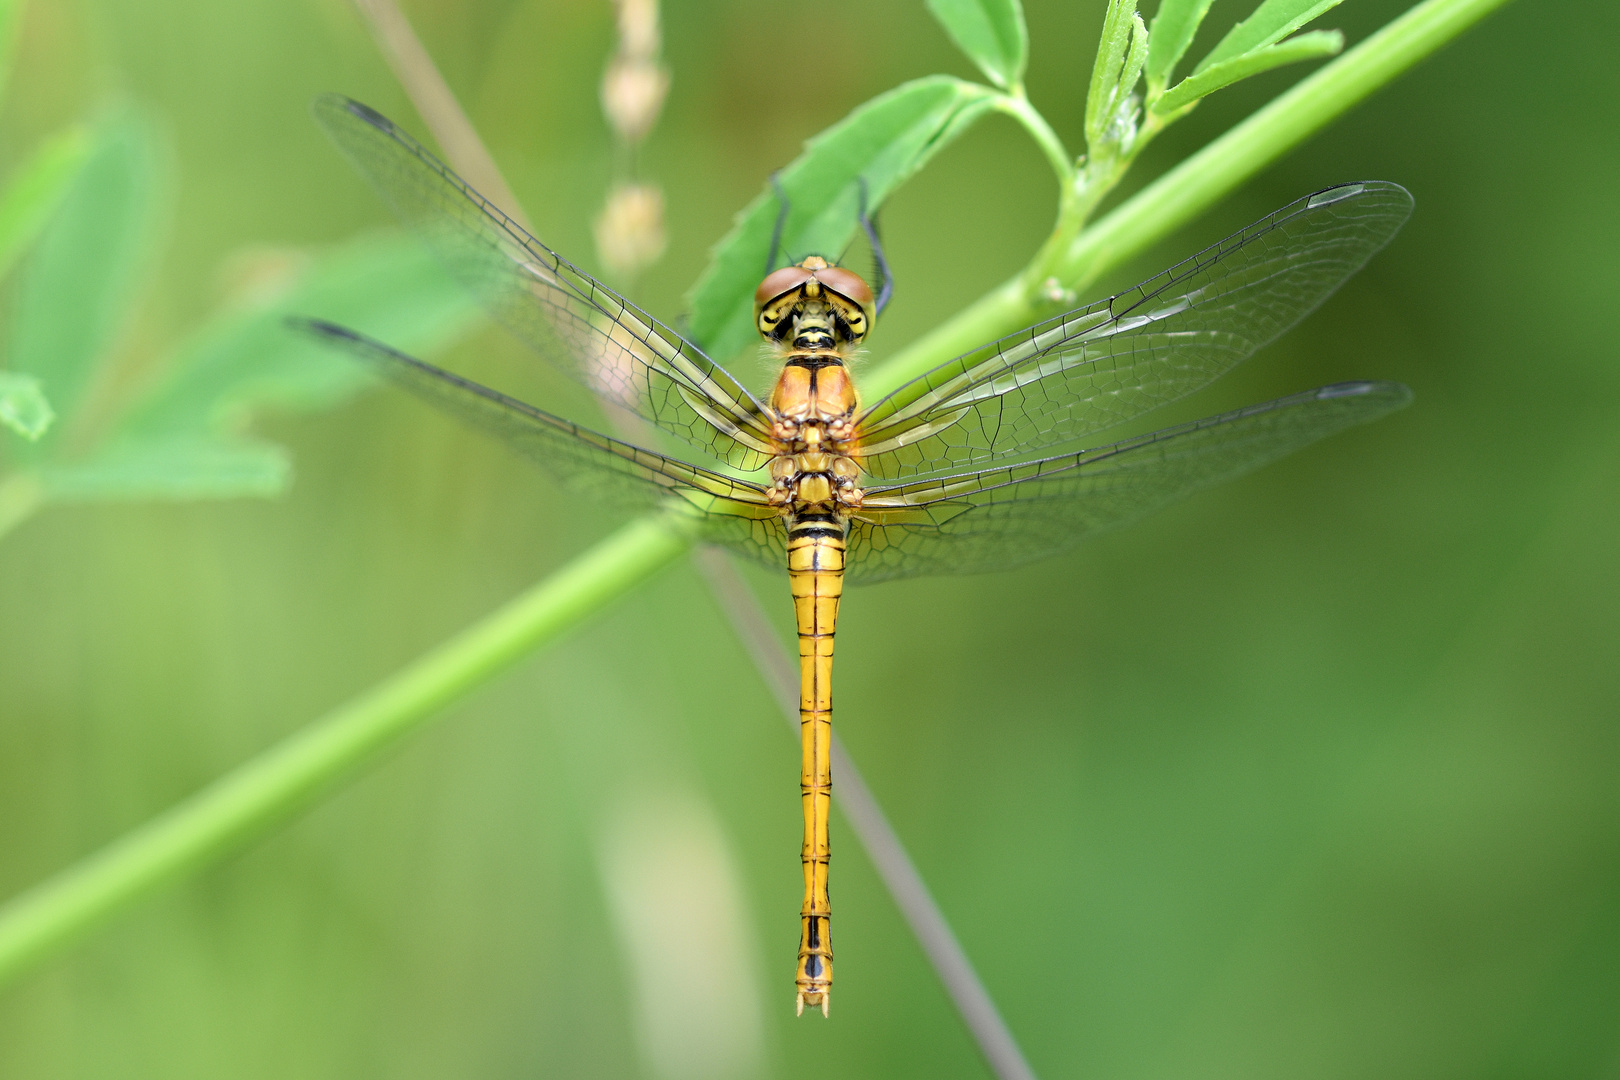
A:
[795, 989, 829, 1017]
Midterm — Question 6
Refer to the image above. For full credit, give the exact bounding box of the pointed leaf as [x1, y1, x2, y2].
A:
[686, 76, 997, 362]
[0, 125, 92, 282]
[0, 372, 53, 440]
[1155, 29, 1342, 113]
[1195, 0, 1344, 74]
[926, 0, 1029, 89]
[115, 231, 481, 441]
[1085, 0, 1141, 150]
[1121, 14, 1150, 115]
[7, 109, 162, 442]
[39, 437, 290, 501]
[1146, 0, 1217, 88]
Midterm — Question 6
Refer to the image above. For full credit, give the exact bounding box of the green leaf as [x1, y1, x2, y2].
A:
[115, 230, 482, 442]
[1155, 28, 1342, 112]
[926, 0, 1029, 89]
[1086, 0, 1148, 153]
[685, 76, 998, 363]
[1146, 0, 1217, 89]
[7, 109, 162, 444]
[1122, 15, 1150, 114]
[0, 125, 93, 283]
[0, 371, 53, 440]
[1196, 0, 1345, 73]
[39, 437, 290, 501]
[13, 224, 478, 506]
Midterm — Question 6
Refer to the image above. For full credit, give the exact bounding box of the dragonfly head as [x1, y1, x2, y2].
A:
[755, 256, 875, 350]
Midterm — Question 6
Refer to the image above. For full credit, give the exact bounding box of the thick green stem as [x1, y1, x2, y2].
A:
[0, 512, 693, 989]
[865, 0, 1512, 399]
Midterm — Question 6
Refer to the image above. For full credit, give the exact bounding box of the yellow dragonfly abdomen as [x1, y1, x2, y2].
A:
[789, 524, 841, 1015]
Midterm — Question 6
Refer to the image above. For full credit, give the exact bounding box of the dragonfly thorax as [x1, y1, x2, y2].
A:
[767, 358, 863, 510]
[768, 447, 862, 507]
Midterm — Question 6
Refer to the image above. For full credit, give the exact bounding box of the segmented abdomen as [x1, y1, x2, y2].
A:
[788, 518, 844, 1015]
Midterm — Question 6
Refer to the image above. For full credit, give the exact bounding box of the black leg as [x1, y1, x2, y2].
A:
[766, 172, 790, 276]
[857, 177, 893, 317]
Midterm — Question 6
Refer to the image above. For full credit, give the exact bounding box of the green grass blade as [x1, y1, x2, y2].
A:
[1195, 0, 1345, 73]
[0, 371, 53, 440]
[0, 511, 694, 990]
[0, 125, 93, 283]
[684, 76, 997, 363]
[926, 0, 1029, 89]
[1155, 28, 1344, 113]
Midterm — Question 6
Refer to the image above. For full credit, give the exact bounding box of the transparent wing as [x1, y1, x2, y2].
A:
[856, 182, 1413, 480]
[845, 381, 1411, 584]
[298, 320, 781, 534]
[312, 94, 777, 471]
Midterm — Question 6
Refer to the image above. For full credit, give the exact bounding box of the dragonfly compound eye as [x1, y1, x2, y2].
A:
[813, 267, 876, 343]
[813, 266, 873, 311]
[755, 266, 815, 339]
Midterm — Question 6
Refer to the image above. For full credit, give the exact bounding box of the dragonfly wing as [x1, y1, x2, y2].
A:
[687, 514, 793, 575]
[857, 182, 1413, 480]
[298, 320, 778, 529]
[846, 381, 1410, 584]
[312, 94, 777, 471]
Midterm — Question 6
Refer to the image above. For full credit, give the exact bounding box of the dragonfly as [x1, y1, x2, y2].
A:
[300, 94, 1414, 1017]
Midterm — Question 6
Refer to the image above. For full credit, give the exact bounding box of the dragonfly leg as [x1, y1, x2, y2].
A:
[766, 172, 790, 276]
[856, 177, 893, 317]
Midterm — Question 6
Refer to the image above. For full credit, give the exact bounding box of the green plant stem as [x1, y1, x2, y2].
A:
[1052, 0, 1511, 292]
[0, 0, 1512, 991]
[0, 512, 692, 989]
[991, 90, 1074, 193]
[865, 0, 1513, 399]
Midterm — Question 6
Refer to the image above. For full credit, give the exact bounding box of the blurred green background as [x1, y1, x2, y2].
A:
[3, 0, 1619, 1077]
